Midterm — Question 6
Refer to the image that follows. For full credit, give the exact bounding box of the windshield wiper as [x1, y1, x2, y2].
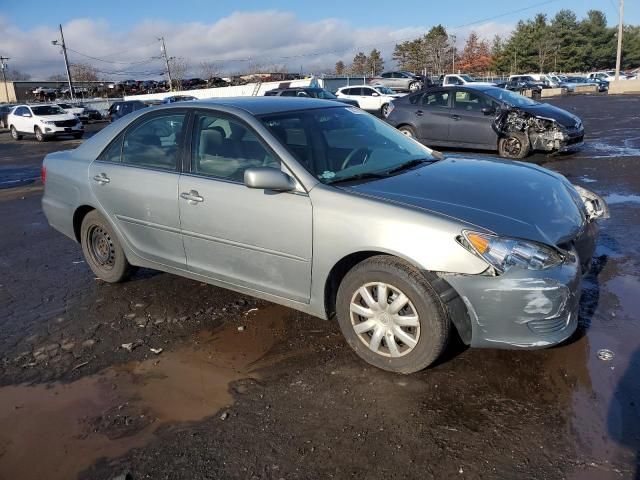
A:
[385, 158, 438, 175]
[327, 172, 388, 185]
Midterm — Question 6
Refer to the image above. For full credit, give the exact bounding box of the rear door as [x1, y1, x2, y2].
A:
[178, 110, 312, 302]
[88, 111, 187, 268]
[414, 90, 452, 144]
[449, 89, 498, 147]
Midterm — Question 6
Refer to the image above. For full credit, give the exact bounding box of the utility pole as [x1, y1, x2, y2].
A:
[615, 0, 624, 81]
[52, 24, 74, 101]
[0, 56, 9, 102]
[159, 37, 173, 91]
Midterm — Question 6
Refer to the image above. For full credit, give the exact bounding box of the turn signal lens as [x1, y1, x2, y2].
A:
[466, 232, 489, 254]
[41, 164, 46, 184]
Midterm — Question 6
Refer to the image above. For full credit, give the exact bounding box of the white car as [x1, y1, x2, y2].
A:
[335, 85, 403, 116]
[8, 104, 84, 142]
[441, 74, 495, 87]
[57, 103, 89, 123]
[587, 71, 627, 82]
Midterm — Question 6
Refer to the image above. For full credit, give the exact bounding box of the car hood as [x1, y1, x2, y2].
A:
[514, 103, 581, 129]
[37, 113, 78, 121]
[346, 157, 586, 246]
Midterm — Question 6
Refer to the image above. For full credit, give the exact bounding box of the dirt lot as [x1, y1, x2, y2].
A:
[0, 95, 639, 480]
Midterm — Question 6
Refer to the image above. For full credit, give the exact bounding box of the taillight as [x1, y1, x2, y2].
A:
[41, 164, 46, 184]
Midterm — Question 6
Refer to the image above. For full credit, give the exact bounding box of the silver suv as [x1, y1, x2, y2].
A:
[371, 71, 422, 92]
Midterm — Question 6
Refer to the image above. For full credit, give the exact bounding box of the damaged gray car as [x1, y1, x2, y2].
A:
[385, 85, 584, 159]
[42, 98, 606, 374]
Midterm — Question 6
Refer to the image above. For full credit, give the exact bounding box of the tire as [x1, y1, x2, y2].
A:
[34, 126, 46, 142]
[498, 132, 530, 159]
[80, 210, 135, 283]
[336, 255, 450, 374]
[10, 126, 22, 140]
[398, 125, 417, 138]
[408, 82, 420, 92]
[73, 132, 84, 139]
[381, 103, 390, 117]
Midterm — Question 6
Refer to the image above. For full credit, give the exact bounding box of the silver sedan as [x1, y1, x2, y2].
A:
[42, 97, 608, 373]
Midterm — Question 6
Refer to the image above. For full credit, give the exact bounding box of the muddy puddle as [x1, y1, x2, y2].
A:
[0, 304, 289, 480]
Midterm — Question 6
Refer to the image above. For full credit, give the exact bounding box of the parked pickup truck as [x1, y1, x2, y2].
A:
[439, 74, 495, 87]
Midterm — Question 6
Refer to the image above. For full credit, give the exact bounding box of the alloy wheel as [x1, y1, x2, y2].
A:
[349, 282, 420, 358]
[504, 136, 522, 156]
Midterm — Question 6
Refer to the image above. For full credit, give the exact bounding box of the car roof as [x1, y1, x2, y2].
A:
[184, 96, 345, 115]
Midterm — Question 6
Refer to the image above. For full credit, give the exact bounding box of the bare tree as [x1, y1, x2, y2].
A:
[199, 61, 220, 80]
[47, 73, 67, 81]
[168, 57, 190, 89]
[69, 63, 98, 85]
[5, 69, 32, 81]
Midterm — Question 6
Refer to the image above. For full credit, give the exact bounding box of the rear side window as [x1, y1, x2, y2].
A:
[122, 114, 185, 170]
[422, 91, 449, 108]
[98, 137, 123, 163]
[280, 90, 297, 97]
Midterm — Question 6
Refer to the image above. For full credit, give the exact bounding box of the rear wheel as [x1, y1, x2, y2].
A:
[409, 82, 421, 92]
[336, 256, 450, 374]
[398, 125, 417, 138]
[80, 210, 135, 283]
[10, 126, 22, 140]
[498, 132, 530, 159]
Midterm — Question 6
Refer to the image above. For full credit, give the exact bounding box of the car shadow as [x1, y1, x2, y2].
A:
[608, 347, 640, 479]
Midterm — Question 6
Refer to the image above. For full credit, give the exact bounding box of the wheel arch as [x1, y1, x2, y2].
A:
[72, 204, 96, 242]
[323, 251, 472, 345]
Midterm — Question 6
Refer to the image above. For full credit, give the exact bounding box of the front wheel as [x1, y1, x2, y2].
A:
[409, 82, 421, 92]
[498, 132, 530, 159]
[34, 126, 46, 142]
[80, 210, 136, 283]
[380, 103, 390, 117]
[336, 256, 450, 374]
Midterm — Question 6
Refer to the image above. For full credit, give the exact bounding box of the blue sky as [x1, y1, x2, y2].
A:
[3, 0, 636, 30]
[1, 0, 637, 78]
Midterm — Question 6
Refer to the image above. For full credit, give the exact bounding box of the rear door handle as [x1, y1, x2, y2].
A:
[93, 173, 110, 184]
[415, 110, 423, 116]
[180, 190, 204, 204]
[452, 114, 461, 121]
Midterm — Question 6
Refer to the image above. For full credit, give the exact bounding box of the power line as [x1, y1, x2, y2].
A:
[66, 47, 160, 65]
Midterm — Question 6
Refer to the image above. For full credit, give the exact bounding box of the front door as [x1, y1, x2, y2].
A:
[450, 90, 497, 147]
[88, 111, 187, 268]
[178, 111, 313, 302]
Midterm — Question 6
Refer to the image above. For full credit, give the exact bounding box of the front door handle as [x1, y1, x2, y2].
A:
[93, 173, 110, 184]
[180, 190, 204, 204]
[452, 114, 461, 121]
[415, 110, 423, 116]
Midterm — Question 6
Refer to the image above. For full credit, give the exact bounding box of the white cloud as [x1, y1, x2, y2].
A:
[0, 12, 513, 79]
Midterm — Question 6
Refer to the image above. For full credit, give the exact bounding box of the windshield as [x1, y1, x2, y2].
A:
[483, 88, 539, 107]
[32, 105, 65, 116]
[459, 74, 475, 82]
[57, 103, 72, 109]
[310, 89, 337, 99]
[374, 86, 395, 95]
[261, 107, 437, 184]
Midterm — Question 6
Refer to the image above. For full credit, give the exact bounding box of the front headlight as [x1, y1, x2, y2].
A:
[461, 231, 564, 273]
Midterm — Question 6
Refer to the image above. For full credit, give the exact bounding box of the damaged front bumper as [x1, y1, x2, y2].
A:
[441, 220, 599, 349]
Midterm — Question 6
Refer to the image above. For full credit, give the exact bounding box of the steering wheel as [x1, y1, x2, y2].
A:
[341, 147, 370, 170]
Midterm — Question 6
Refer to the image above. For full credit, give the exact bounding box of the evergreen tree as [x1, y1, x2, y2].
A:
[335, 61, 346, 76]
[350, 52, 368, 75]
[366, 49, 384, 75]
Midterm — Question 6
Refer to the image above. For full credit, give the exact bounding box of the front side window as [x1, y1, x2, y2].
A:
[422, 91, 449, 108]
[261, 107, 437, 184]
[361, 88, 375, 96]
[453, 91, 493, 112]
[122, 114, 185, 170]
[192, 114, 278, 182]
[99, 137, 123, 163]
[15, 107, 29, 116]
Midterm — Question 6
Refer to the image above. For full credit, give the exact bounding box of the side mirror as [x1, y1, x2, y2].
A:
[244, 167, 296, 192]
[481, 106, 496, 115]
[371, 92, 380, 97]
[22, 112, 32, 117]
